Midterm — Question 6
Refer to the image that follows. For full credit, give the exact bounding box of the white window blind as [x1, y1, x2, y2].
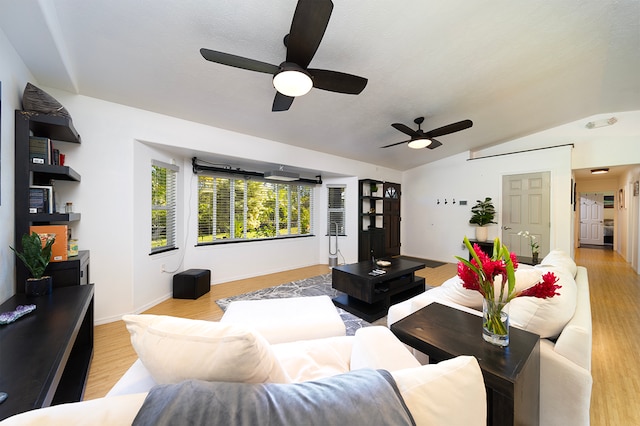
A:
[151, 160, 179, 253]
[198, 175, 314, 243]
[327, 185, 346, 236]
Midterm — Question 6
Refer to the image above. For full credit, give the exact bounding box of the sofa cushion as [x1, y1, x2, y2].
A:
[123, 314, 290, 384]
[392, 355, 486, 426]
[1, 393, 148, 426]
[270, 336, 352, 382]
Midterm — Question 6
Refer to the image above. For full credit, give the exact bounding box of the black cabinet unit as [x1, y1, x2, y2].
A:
[14, 110, 90, 292]
[0, 285, 94, 420]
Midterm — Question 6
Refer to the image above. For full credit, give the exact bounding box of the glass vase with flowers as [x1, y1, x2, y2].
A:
[456, 237, 561, 346]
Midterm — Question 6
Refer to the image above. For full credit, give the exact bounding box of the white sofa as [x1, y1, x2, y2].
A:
[3, 317, 488, 425]
[388, 250, 593, 426]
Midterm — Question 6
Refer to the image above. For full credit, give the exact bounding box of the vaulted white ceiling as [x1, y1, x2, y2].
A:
[2, 0, 639, 171]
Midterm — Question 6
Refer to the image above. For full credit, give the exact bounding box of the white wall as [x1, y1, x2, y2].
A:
[401, 146, 573, 264]
[0, 27, 36, 303]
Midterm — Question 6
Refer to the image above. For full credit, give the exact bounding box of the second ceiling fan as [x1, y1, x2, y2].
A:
[382, 117, 473, 149]
[200, 0, 367, 112]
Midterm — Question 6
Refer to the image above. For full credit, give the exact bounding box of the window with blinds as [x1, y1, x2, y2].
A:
[151, 160, 178, 254]
[327, 185, 346, 236]
[198, 175, 314, 244]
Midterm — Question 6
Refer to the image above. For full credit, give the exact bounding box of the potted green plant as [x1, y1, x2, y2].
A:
[469, 197, 497, 242]
[10, 232, 55, 296]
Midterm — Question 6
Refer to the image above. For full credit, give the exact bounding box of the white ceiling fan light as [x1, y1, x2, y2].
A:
[407, 138, 433, 149]
[272, 63, 313, 97]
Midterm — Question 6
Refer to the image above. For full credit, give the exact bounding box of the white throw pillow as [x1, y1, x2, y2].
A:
[437, 276, 484, 309]
[539, 249, 578, 277]
[392, 356, 486, 426]
[508, 267, 577, 339]
[123, 314, 291, 384]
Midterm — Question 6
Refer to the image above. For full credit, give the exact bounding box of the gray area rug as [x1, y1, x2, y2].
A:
[216, 274, 378, 336]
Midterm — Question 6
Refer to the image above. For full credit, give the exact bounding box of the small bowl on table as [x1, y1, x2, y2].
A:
[376, 260, 391, 268]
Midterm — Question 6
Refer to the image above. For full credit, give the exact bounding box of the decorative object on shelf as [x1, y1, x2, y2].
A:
[0, 304, 36, 325]
[68, 239, 79, 257]
[10, 232, 56, 296]
[468, 197, 496, 242]
[370, 183, 378, 194]
[22, 82, 71, 119]
[518, 230, 540, 263]
[456, 237, 561, 347]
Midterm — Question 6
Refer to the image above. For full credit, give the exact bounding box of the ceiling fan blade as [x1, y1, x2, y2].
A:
[426, 138, 443, 149]
[308, 69, 367, 94]
[380, 139, 411, 148]
[272, 92, 295, 112]
[391, 123, 419, 137]
[200, 48, 280, 74]
[425, 119, 473, 138]
[286, 0, 333, 68]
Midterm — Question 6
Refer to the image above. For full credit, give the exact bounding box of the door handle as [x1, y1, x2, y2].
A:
[502, 226, 512, 230]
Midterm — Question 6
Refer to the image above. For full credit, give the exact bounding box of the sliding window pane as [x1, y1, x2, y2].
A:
[197, 176, 214, 243]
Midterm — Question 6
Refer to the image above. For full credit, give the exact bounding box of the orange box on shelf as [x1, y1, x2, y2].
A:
[30, 225, 68, 262]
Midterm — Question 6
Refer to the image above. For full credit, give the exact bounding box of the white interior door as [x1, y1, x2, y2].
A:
[579, 193, 604, 245]
[501, 172, 550, 257]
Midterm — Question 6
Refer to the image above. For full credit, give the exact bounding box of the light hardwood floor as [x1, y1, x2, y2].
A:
[84, 249, 639, 425]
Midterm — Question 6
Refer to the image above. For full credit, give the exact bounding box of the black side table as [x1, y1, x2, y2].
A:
[391, 303, 540, 426]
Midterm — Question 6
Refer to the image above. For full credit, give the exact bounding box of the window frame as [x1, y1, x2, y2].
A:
[327, 185, 346, 236]
[197, 174, 315, 245]
[150, 160, 179, 255]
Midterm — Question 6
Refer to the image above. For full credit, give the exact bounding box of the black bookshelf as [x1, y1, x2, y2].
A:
[14, 110, 89, 292]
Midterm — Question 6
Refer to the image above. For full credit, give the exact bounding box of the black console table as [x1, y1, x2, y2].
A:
[0, 285, 94, 420]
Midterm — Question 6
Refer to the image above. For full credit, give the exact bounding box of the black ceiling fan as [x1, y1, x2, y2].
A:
[381, 117, 473, 149]
[200, 0, 367, 112]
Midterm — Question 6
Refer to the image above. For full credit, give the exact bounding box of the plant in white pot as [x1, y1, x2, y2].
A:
[469, 197, 496, 242]
[10, 232, 55, 296]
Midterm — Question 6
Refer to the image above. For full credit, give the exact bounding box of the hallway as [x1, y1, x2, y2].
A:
[575, 246, 640, 425]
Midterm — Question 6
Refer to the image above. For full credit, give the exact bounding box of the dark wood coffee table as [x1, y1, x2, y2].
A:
[390, 302, 540, 426]
[331, 258, 425, 322]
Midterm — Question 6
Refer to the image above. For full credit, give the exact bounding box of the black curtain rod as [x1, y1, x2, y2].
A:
[466, 143, 574, 161]
[191, 157, 322, 185]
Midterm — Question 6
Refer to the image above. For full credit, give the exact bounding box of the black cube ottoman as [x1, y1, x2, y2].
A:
[173, 269, 211, 299]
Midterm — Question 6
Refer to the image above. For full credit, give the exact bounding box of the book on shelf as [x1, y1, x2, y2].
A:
[29, 136, 51, 165]
[29, 187, 46, 213]
[29, 185, 54, 214]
